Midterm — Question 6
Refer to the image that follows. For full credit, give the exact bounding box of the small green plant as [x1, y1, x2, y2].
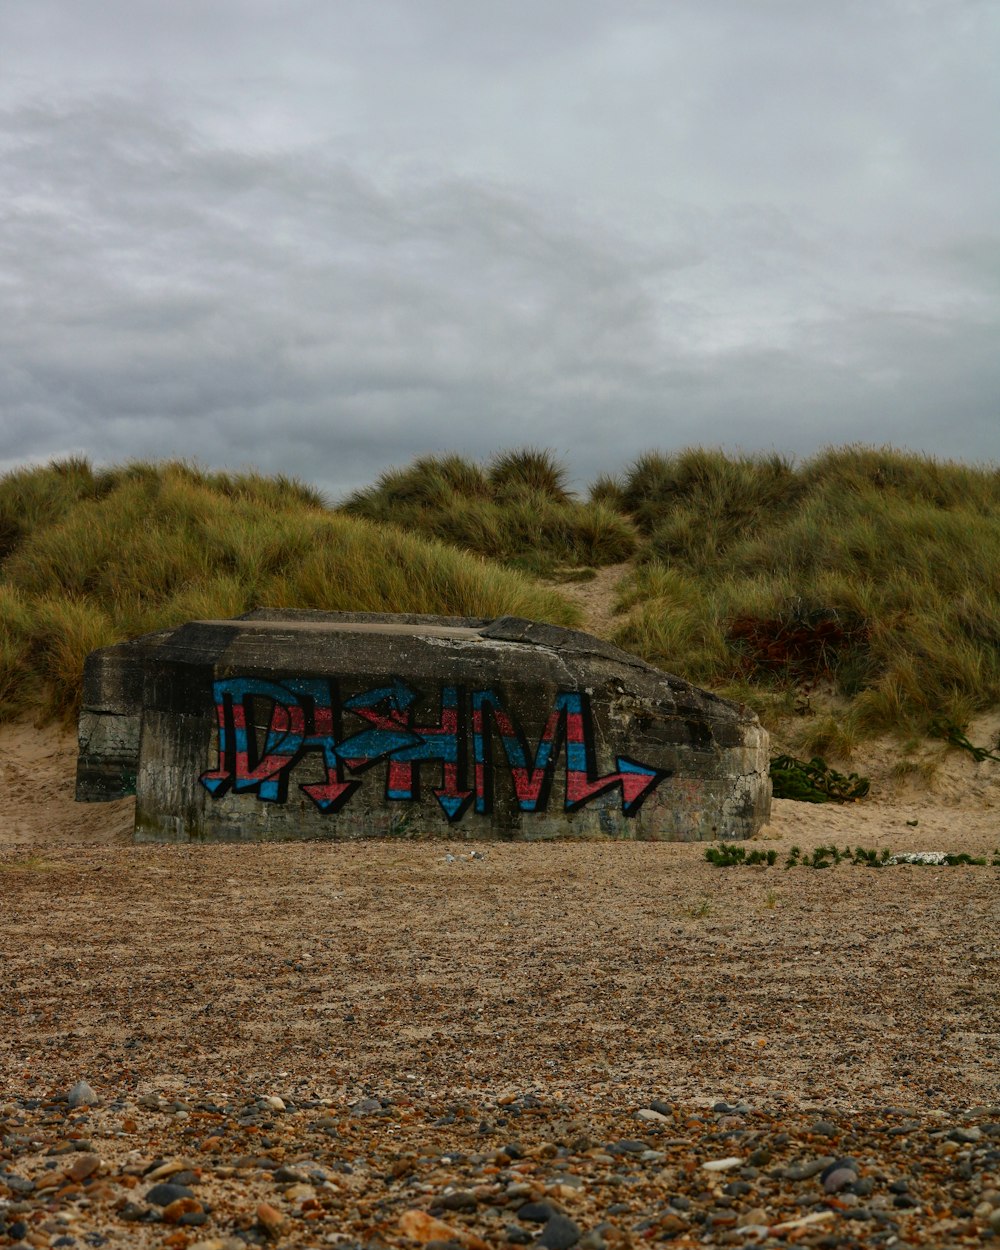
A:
[704, 845, 777, 867]
[784, 843, 890, 868]
[770, 754, 870, 803]
[685, 895, 713, 918]
[703, 843, 998, 869]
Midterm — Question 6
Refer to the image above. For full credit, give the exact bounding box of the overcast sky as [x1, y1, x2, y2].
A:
[1, 0, 997, 499]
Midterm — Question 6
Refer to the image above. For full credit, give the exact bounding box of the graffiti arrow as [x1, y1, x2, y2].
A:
[565, 756, 672, 816]
[300, 778, 362, 814]
[339, 679, 423, 770]
[432, 772, 475, 823]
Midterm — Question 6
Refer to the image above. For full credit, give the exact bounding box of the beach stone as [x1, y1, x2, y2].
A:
[66, 1081, 100, 1108]
[350, 1098, 383, 1117]
[517, 1201, 558, 1224]
[76, 610, 770, 842]
[784, 1158, 835, 1181]
[436, 1191, 478, 1212]
[146, 1182, 196, 1206]
[537, 1214, 581, 1249]
[822, 1166, 858, 1194]
[66, 1154, 102, 1183]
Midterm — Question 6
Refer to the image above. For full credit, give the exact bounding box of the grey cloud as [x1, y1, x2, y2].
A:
[1, 0, 998, 498]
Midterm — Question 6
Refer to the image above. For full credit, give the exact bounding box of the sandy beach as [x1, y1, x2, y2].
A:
[1, 717, 998, 1247]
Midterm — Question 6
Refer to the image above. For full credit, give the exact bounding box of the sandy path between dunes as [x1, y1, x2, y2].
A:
[1, 718, 998, 1119]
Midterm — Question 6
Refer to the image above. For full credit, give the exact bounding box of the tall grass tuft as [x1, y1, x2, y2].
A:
[340, 449, 637, 572]
[487, 447, 571, 503]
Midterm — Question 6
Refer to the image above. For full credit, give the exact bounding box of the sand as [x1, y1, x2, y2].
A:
[1, 713, 998, 1247]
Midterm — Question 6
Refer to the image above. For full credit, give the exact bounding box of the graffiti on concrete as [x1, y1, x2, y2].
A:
[200, 677, 670, 822]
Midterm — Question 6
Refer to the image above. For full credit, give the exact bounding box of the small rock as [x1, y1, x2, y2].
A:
[737, 1208, 769, 1227]
[538, 1214, 581, 1250]
[948, 1127, 982, 1144]
[702, 1157, 743, 1172]
[272, 1166, 307, 1184]
[657, 1214, 687, 1235]
[636, 1108, 669, 1123]
[146, 1160, 194, 1183]
[811, 1120, 839, 1137]
[607, 1139, 648, 1154]
[146, 1182, 197, 1206]
[399, 1208, 488, 1249]
[517, 1201, 558, 1224]
[260, 1096, 285, 1113]
[784, 1157, 835, 1181]
[350, 1097, 383, 1117]
[163, 1197, 204, 1224]
[3, 1174, 35, 1194]
[437, 1191, 478, 1212]
[66, 1154, 102, 1183]
[256, 1201, 289, 1239]
[66, 1081, 100, 1108]
[823, 1166, 859, 1194]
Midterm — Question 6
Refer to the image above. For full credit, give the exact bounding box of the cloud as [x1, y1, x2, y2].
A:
[0, 1, 998, 499]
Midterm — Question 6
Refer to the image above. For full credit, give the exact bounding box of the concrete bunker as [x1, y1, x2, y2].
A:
[76, 610, 770, 842]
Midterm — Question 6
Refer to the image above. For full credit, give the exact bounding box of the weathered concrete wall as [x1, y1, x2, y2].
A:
[76, 610, 770, 842]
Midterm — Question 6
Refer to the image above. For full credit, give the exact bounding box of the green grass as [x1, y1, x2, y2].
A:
[607, 445, 1000, 739]
[340, 447, 638, 574]
[3, 443, 998, 744]
[0, 459, 581, 724]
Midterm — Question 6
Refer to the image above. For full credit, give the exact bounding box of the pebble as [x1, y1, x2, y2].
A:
[350, 1097, 383, 1117]
[65, 1153, 102, 1183]
[607, 1139, 647, 1154]
[635, 1108, 669, 1124]
[517, 1200, 558, 1223]
[1, 1090, 997, 1250]
[537, 1212, 582, 1249]
[256, 1200, 289, 1238]
[437, 1189, 478, 1212]
[65, 1081, 99, 1109]
[823, 1165, 859, 1194]
[145, 1181, 197, 1206]
[784, 1156, 836, 1180]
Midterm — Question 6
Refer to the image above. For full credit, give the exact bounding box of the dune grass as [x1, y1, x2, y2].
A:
[340, 447, 638, 574]
[606, 446, 1000, 741]
[2, 445, 997, 745]
[0, 459, 580, 724]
